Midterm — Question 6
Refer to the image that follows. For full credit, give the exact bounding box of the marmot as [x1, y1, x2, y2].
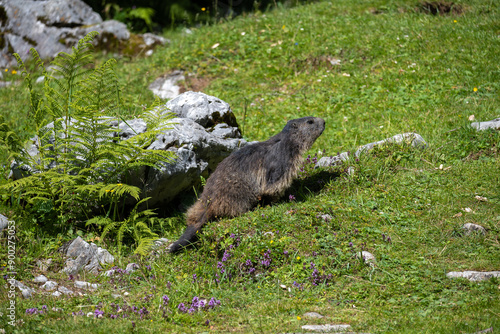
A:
[169, 116, 325, 253]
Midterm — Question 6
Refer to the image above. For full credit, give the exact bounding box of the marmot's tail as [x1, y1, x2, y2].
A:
[169, 203, 208, 253]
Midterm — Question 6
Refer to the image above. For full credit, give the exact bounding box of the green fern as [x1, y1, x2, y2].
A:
[1, 31, 175, 255]
[87, 198, 158, 256]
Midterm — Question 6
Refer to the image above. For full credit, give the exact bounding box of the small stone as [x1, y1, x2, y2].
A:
[446, 271, 500, 282]
[358, 251, 376, 265]
[263, 232, 275, 237]
[462, 223, 486, 235]
[0, 214, 8, 232]
[41, 281, 58, 291]
[475, 195, 488, 202]
[52, 291, 62, 297]
[470, 118, 500, 131]
[86, 312, 94, 317]
[301, 324, 351, 332]
[315, 152, 350, 168]
[126, 263, 140, 273]
[52, 307, 64, 312]
[280, 284, 287, 289]
[111, 294, 122, 299]
[33, 275, 48, 283]
[103, 269, 116, 277]
[36, 258, 52, 272]
[320, 214, 332, 222]
[303, 312, 324, 319]
[58, 286, 74, 295]
[123, 292, 130, 296]
[153, 238, 170, 248]
[74, 280, 99, 290]
[355, 132, 427, 157]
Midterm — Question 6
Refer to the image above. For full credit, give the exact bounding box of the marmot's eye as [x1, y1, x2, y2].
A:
[307, 120, 314, 124]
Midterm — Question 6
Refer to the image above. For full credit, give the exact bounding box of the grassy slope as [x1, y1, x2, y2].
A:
[1, 0, 499, 333]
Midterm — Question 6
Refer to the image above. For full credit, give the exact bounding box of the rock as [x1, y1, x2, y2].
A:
[61, 237, 114, 275]
[301, 324, 351, 332]
[358, 251, 376, 265]
[141, 33, 168, 47]
[74, 280, 99, 290]
[111, 293, 122, 299]
[165, 91, 239, 128]
[462, 223, 486, 235]
[149, 71, 186, 100]
[0, 214, 8, 232]
[446, 271, 500, 281]
[471, 118, 500, 131]
[33, 275, 48, 284]
[153, 238, 170, 248]
[58, 286, 74, 295]
[0, 0, 166, 68]
[103, 269, 116, 277]
[52, 291, 62, 297]
[41, 281, 58, 291]
[126, 263, 140, 273]
[118, 118, 148, 140]
[303, 312, 324, 319]
[36, 258, 53, 272]
[355, 133, 427, 157]
[316, 152, 350, 168]
[319, 214, 332, 222]
[8, 279, 35, 299]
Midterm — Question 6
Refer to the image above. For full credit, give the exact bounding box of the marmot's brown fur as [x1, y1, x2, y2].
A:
[169, 117, 325, 253]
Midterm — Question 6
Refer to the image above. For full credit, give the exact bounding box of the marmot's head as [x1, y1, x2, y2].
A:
[283, 117, 325, 152]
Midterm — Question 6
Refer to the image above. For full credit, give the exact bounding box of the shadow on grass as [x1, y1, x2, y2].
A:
[285, 170, 341, 203]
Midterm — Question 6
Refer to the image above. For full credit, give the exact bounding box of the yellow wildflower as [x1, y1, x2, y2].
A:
[473, 87, 478, 92]
[296, 256, 300, 260]
[297, 316, 301, 320]
[201, 7, 206, 11]
[11, 70, 17, 74]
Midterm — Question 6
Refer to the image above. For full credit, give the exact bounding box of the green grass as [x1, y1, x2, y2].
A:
[1, 0, 499, 333]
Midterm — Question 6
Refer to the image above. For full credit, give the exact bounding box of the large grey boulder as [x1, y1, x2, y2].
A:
[0, 0, 166, 68]
[9, 92, 247, 208]
[61, 236, 114, 275]
[138, 92, 247, 207]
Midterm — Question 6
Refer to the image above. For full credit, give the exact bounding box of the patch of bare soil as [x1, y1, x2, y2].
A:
[418, 1, 464, 15]
[179, 74, 212, 94]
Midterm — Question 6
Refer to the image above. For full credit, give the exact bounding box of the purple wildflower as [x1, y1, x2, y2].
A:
[222, 250, 231, 262]
[94, 309, 104, 318]
[162, 295, 169, 305]
[289, 194, 296, 201]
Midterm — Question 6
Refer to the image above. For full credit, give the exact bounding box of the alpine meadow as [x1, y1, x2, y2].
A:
[0, 0, 498, 333]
